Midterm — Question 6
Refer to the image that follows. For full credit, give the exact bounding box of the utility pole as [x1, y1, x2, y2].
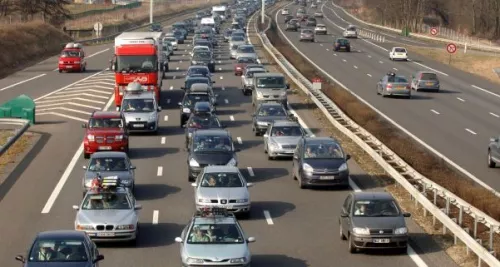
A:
[150, 0, 153, 24]
[261, 0, 265, 25]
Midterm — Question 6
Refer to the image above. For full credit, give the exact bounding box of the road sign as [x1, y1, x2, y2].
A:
[446, 43, 457, 54]
[312, 77, 322, 90]
[94, 22, 103, 31]
[430, 27, 438, 36]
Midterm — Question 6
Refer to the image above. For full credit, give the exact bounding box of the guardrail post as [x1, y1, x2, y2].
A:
[445, 197, 450, 215]
[432, 189, 437, 226]
[441, 208, 447, 234]
[489, 225, 495, 251]
[459, 205, 464, 226]
[382, 36, 385, 43]
[451, 218, 458, 244]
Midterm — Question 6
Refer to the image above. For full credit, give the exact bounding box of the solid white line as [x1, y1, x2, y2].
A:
[457, 97, 465, 102]
[407, 245, 428, 267]
[45, 93, 109, 100]
[36, 97, 106, 105]
[157, 166, 163, 176]
[472, 84, 500, 99]
[87, 48, 110, 58]
[490, 112, 499, 118]
[152, 210, 159, 225]
[36, 112, 87, 122]
[237, 137, 242, 144]
[0, 73, 46, 91]
[368, 55, 372, 58]
[353, 65, 358, 69]
[55, 89, 111, 95]
[342, 59, 346, 62]
[161, 137, 166, 144]
[37, 107, 91, 115]
[164, 115, 168, 121]
[230, 115, 235, 121]
[465, 128, 477, 135]
[247, 167, 254, 177]
[430, 109, 440, 115]
[224, 99, 229, 104]
[263, 210, 274, 225]
[36, 102, 101, 109]
[367, 74, 372, 77]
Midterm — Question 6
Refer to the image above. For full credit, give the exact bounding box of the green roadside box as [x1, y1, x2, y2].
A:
[401, 27, 411, 37]
[0, 94, 35, 125]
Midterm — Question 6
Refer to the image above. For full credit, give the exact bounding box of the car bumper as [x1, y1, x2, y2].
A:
[183, 263, 250, 267]
[385, 89, 411, 96]
[235, 70, 243, 75]
[58, 64, 82, 71]
[255, 98, 287, 106]
[127, 121, 157, 132]
[84, 142, 128, 154]
[315, 30, 327, 34]
[416, 84, 440, 90]
[79, 230, 137, 242]
[301, 171, 349, 186]
[351, 234, 408, 249]
[300, 37, 314, 41]
[343, 34, 358, 38]
[267, 147, 295, 157]
[196, 203, 251, 213]
[392, 55, 408, 60]
[335, 46, 350, 51]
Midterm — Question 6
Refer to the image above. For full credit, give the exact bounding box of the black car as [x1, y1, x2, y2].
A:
[252, 102, 291, 135]
[187, 129, 240, 181]
[191, 51, 216, 72]
[292, 137, 351, 189]
[306, 17, 317, 26]
[224, 29, 234, 42]
[182, 76, 214, 91]
[178, 92, 212, 126]
[150, 23, 162, 32]
[16, 230, 104, 267]
[334, 38, 351, 52]
[184, 110, 224, 148]
[286, 20, 299, 31]
[284, 15, 294, 23]
[193, 40, 213, 52]
[173, 30, 185, 44]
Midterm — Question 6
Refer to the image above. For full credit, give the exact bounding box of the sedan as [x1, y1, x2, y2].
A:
[333, 38, 351, 52]
[281, 8, 290, 15]
[339, 192, 411, 253]
[314, 24, 327, 35]
[252, 102, 290, 135]
[314, 11, 323, 17]
[234, 57, 258, 76]
[264, 119, 306, 159]
[489, 136, 500, 168]
[235, 44, 257, 60]
[306, 17, 317, 26]
[284, 15, 294, 23]
[410, 71, 440, 92]
[300, 29, 315, 42]
[377, 72, 411, 98]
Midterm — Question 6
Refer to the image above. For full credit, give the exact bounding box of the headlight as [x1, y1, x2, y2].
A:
[302, 163, 314, 173]
[183, 108, 191, 113]
[87, 134, 95, 141]
[257, 121, 269, 126]
[198, 198, 211, 203]
[115, 135, 123, 141]
[84, 180, 92, 187]
[116, 224, 135, 230]
[227, 158, 237, 166]
[229, 258, 246, 263]
[192, 61, 197, 64]
[235, 199, 248, 203]
[352, 227, 370, 235]
[257, 91, 263, 97]
[59, 60, 64, 64]
[186, 258, 204, 264]
[189, 158, 199, 167]
[394, 227, 408, 235]
[339, 163, 348, 172]
[269, 141, 278, 149]
[149, 113, 156, 121]
[280, 91, 287, 97]
[76, 224, 94, 230]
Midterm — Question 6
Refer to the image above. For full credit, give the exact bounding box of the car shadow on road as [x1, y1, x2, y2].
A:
[227, 119, 252, 128]
[137, 222, 185, 248]
[247, 167, 289, 183]
[237, 139, 262, 151]
[135, 183, 180, 201]
[35, 120, 67, 125]
[216, 108, 247, 116]
[418, 88, 459, 94]
[129, 147, 179, 159]
[248, 201, 296, 220]
[384, 94, 433, 100]
[349, 173, 395, 190]
[250, 254, 308, 267]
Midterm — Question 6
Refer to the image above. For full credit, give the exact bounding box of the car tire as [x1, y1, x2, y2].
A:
[297, 173, 305, 189]
[58, 69, 62, 73]
[348, 234, 357, 253]
[488, 150, 496, 168]
[84, 152, 90, 159]
[339, 224, 347, 240]
[264, 144, 268, 154]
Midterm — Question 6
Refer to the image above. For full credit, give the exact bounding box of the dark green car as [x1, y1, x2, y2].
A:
[334, 38, 351, 52]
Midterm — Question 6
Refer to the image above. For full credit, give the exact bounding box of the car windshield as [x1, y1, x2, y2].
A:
[256, 76, 286, 88]
[122, 98, 155, 112]
[387, 76, 408, 83]
[303, 142, 344, 159]
[88, 117, 123, 128]
[201, 172, 243, 187]
[193, 135, 232, 152]
[337, 39, 349, 45]
[420, 73, 437, 80]
[88, 157, 127, 171]
[186, 78, 209, 89]
[81, 192, 131, 210]
[258, 106, 286, 116]
[237, 57, 256, 63]
[188, 67, 210, 76]
[193, 52, 211, 60]
[116, 55, 157, 73]
[183, 94, 210, 108]
[353, 199, 400, 217]
[188, 115, 220, 129]
[231, 36, 244, 41]
[166, 37, 176, 42]
[238, 46, 255, 53]
[394, 48, 407, 53]
[347, 27, 356, 31]
[61, 50, 80, 57]
[187, 223, 244, 244]
[195, 41, 211, 47]
[271, 126, 302, 136]
[174, 31, 183, 37]
[28, 239, 88, 262]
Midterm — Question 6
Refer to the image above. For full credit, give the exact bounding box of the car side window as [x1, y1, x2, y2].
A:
[294, 140, 302, 156]
[346, 197, 353, 214]
[343, 195, 351, 211]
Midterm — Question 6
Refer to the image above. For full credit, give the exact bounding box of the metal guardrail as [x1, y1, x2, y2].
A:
[255, 4, 500, 267]
[0, 118, 30, 157]
[329, 0, 500, 53]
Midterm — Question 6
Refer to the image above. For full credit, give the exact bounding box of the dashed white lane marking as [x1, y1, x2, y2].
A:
[465, 128, 477, 135]
[472, 84, 500, 99]
[224, 99, 229, 104]
[230, 115, 235, 121]
[430, 109, 440, 115]
[237, 137, 243, 144]
[333, 53, 337, 56]
[222, 86, 225, 91]
[161, 137, 166, 144]
[182, 54, 185, 57]
[173, 76, 177, 79]
[167, 99, 171, 104]
[320, 44, 323, 46]
[169, 86, 173, 90]
[157, 166, 163, 176]
[490, 112, 499, 118]
[247, 167, 254, 177]
[164, 115, 168, 121]
[353, 66, 358, 69]
[367, 74, 372, 77]
[326, 48, 330, 51]
[393, 68, 398, 71]
[176, 67, 180, 70]
[219, 67, 222, 71]
[0, 73, 46, 91]
[152, 210, 159, 225]
[368, 55, 372, 58]
[342, 59, 346, 62]
[378, 60, 383, 64]
[220, 76, 224, 80]
[180, 60, 183, 63]
[457, 97, 465, 102]
[263, 210, 274, 225]
[218, 60, 222, 64]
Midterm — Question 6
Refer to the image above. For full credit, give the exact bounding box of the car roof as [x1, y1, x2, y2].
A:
[204, 165, 240, 173]
[187, 76, 209, 80]
[352, 191, 394, 201]
[194, 216, 236, 225]
[123, 90, 155, 99]
[90, 151, 128, 158]
[254, 73, 284, 78]
[316, 24, 325, 27]
[37, 230, 87, 240]
[272, 120, 300, 127]
[304, 136, 339, 144]
[190, 83, 210, 91]
[91, 111, 121, 118]
[258, 102, 285, 108]
[194, 129, 229, 136]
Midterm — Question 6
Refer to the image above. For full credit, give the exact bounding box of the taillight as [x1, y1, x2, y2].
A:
[406, 85, 411, 89]
[59, 60, 64, 64]
[87, 134, 95, 142]
[386, 84, 393, 89]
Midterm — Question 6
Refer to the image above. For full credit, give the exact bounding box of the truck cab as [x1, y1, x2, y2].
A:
[252, 73, 290, 107]
[58, 42, 86, 73]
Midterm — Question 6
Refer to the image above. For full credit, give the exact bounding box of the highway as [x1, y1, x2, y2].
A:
[275, 1, 500, 192]
[0, 6, 457, 267]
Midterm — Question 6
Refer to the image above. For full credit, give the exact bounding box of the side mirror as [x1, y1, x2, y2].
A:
[286, 83, 290, 89]
[134, 204, 142, 210]
[178, 102, 183, 106]
[15, 255, 25, 263]
[263, 134, 268, 138]
[82, 165, 87, 170]
[340, 211, 349, 217]
[175, 237, 183, 243]
[72, 205, 79, 210]
[130, 165, 136, 170]
[247, 237, 256, 243]
[157, 107, 162, 112]
[346, 154, 351, 160]
[403, 212, 411, 217]
[235, 148, 241, 152]
[246, 182, 254, 187]
[81, 123, 87, 128]
[191, 182, 197, 187]
[93, 255, 104, 263]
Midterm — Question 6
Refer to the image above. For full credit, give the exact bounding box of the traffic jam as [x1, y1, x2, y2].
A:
[17, 0, 413, 266]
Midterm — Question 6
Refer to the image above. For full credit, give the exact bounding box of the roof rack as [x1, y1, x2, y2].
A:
[195, 207, 232, 217]
[124, 82, 144, 94]
[89, 175, 123, 192]
[287, 114, 298, 122]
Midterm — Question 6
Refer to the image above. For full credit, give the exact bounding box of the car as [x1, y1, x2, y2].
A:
[58, 43, 86, 73]
[120, 83, 161, 133]
[263, 119, 306, 159]
[231, 21, 243, 31]
[191, 166, 253, 217]
[298, 13, 309, 22]
[252, 102, 291, 136]
[185, 65, 212, 80]
[343, 25, 358, 38]
[292, 136, 351, 188]
[284, 15, 294, 23]
[229, 37, 247, 56]
[178, 91, 214, 127]
[314, 11, 323, 17]
[189, 83, 218, 106]
[161, 42, 173, 63]
[82, 152, 136, 195]
[164, 36, 178, 50]
[82, 111, 128, 159]
[150, 23, 162, 32]
[339, 192, 411, 253]
[234, 57, 258, 76]
[173, 30, 185, 44]
[72, 177, 141, 244]
[184, 111, 223, 148]
[252, 73, 289, 107]
[314, 24, 327, 35]
[488, 136, 500, 168]
[187, 129, 239, 181]
[15, 230, 104, 266]
[300, 29, 315, 42]
[285, 20, 299, 31]
[193, 40, 214, 53]
[410, 71, 440, 91]
[333, 38, 351, 52]
[376, 72, 411, 98]
[235, 44, 257, 60]
[183, 75, 215, 91]
[174, 208, 255, 266]
[223, 28, 233, 42]
[311, 3, 317, 8]
[389, 47, 409, 61]
[190, 45, 210, 56]
[191, 51, 216, 72]
[306, 17, 317, 26]
[281, 8, 290, 15]
[241, 67, 267, 95]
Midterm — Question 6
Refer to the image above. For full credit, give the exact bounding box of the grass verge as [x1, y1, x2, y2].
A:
[261, 16, 500, 260]
[0, 130, 32, 175]
[66, 3, 116, 15]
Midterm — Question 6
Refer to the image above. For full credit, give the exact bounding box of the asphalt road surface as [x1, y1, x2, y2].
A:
[0, 7, 457, 267]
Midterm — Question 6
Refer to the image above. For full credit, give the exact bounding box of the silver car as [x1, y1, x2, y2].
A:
[410, 71, 440, 92]
[164, 36, 178, 50]
[376, 72, 411, 98]
[343, 25, 358, 38]
[192, 166, 253, 217]
[263, 120, 306, 159]
[229, 37, 247, 57]
[175, 209, 256, 266]
[230, 44, 240, 59]
[300, 29, 315, 42]
[235, 44, 257, 60]
[73, 179, 141, 244]
[82, 151, 136, 195]
[241, 67, 266, 95]
[121, 83, 161, 133]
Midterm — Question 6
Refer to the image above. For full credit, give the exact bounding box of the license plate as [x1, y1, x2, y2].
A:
[98, 146, 112, 150]
[373, 238, 390, 243]
[96, 232, 115, 237]
[425, 82, 433, 86]
[284, 150, 294, 153]
[133, 124, 145, 128]
[65, 66, 73, 68]
[396, 86, 405, 90]
[320, 176, 335, 180]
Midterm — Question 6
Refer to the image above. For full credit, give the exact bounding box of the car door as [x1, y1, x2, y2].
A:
[492, 135, 500, 159]
[340, 194, 352, 235]
[263, 124, 272, 148]
[292, 139, 303, 177]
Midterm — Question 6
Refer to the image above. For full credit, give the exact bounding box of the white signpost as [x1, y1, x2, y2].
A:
[94, 22, 103, 38]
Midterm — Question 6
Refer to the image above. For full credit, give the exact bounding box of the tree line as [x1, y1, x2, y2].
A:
[0, 0, 71, 25]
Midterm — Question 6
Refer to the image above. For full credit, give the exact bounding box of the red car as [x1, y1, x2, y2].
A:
[58, 43, 87, 73]
[234, 57, 258, 76]
[83, 111, 129, 159]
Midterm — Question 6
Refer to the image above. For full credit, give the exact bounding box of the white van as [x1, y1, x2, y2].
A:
[200, 17, 215, 28]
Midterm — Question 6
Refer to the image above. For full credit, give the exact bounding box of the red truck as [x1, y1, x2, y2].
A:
[82, 111, 129, 159]
[58, 43, 87, 73]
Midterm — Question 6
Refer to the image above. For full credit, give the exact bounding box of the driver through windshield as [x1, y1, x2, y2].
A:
[192, 135, 232, 152]
[116, 55, 157, 73]
[122, 99, 155, 112]
[82, 193, 131, 210]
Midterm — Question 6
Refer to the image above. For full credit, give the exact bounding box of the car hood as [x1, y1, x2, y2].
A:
[269, 136, 301, 146]
[303, 158, 346, 169]
[25, 262, 91, 267]
[76, 209, 136, 225]
[256, 116, 288, 123]
[86, 128, 124, 135]
[123, 112, 154, 122]
[184, 243, 249, 260]
[84, 171, 133, 182]
[197, 187, 249, 200]
[192, 152, 233, 165]
[352, 216, 406, 229]
[60, 56, 81, 61]
[231, 41, 246, 46]
[236, 53, 257, 59]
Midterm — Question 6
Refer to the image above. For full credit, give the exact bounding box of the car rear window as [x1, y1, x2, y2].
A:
[420, 73, 437, 80]
[395, 48, 407, 53]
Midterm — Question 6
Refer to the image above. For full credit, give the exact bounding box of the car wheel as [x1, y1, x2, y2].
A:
[297, 174, 305, 189]
[84, 152, 90, 159]
[348, 234, 357, 253]
[339, 223, 347, 240]
[58, 69, 62, 73]
[264, 144, 268, 154]
[488, 150, 496, 168]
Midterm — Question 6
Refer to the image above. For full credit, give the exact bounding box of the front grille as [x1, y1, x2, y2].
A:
[369, 229, 393, 235]
[96, 225, 114, 231]
[281, 145, 296, 149]
[313, 168, 338, 173]
[204, 259, 230, 262]
[272, 95, 279, 98]
[96, 137, 104, 144]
